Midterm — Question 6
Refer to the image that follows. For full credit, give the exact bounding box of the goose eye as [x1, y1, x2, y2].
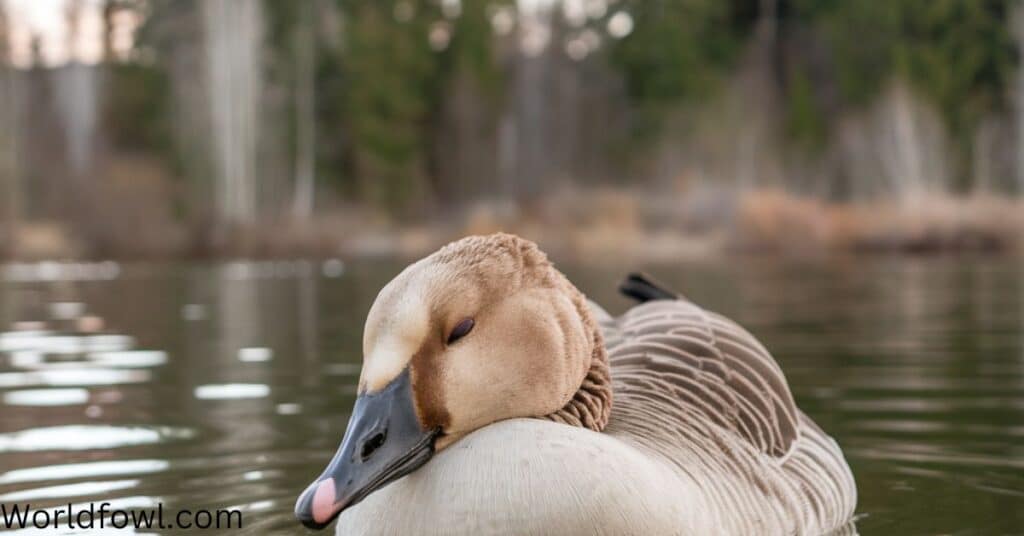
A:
[447, 318, 474, 344]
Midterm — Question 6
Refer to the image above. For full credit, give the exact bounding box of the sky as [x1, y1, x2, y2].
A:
[1, 0, 627, 68]
[3, 0, 135, 68]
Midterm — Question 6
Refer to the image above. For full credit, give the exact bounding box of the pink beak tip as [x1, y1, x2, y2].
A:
[311, 478, 340, 524]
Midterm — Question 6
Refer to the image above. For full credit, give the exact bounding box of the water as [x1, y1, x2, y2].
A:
[1, 257, 1023, 534]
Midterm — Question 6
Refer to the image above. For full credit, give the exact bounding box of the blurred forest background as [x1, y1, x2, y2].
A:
[1, 0, 1024, 259]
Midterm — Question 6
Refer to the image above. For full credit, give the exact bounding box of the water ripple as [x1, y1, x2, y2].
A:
[0, 426, 195, 452]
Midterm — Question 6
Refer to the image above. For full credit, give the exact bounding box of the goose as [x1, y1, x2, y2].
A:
[295, 233, 857, 535]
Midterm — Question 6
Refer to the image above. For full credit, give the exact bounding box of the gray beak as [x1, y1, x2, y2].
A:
[295, 368, 440, 530]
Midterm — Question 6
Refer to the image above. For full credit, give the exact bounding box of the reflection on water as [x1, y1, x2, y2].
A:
[237, 347, 273, 363]
[0, 460, 170, 486]
[4, 388, 90, 406]
[194, 383, 271, 400]
[0, 425, 194, 452]
[0, 479, 140, 502]
[0, 368, 151, 387]
[0, 258, 1022, 533]
[2, 261, 121, 283]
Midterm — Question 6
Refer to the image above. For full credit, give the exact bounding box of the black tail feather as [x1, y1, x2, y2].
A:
[618, 272, 682, 303]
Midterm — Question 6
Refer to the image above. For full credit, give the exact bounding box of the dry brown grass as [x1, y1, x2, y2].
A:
[459, 189, 684, 261]
[734, 190, 1024, 255]
[5, 185, 1023, 261]
[462, 188, 1024, 260]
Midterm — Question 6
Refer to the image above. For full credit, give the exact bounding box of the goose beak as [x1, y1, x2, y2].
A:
[295, 368, 439, 530]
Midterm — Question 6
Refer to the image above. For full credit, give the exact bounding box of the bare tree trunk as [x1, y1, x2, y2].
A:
[202, 0, 263, 227]
[0, 6, 19, 257]
[291, 0, 316, 221]
[506, 4, 554, 204]
[0, 77, 16, 256]
[59, 0, 99, 185]
[890, 85, 925, 204]
[735, 0, 777, 191]
[1015, 5, 1024, 195]
[972, 118, 997, 194]
[102, 0, 116, 61]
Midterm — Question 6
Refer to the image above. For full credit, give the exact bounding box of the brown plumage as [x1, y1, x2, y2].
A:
[596, 298, 856, 533]
[412, 233, 612, 433]
[334, 233, 856, 535]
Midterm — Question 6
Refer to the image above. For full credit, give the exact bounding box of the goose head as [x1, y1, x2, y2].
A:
[295, 233, 611, 529]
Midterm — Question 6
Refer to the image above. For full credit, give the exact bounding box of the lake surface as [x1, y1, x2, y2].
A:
[1, 256, 1022, 534]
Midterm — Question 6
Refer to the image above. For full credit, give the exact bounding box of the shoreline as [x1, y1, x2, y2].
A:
[3, 190, 1023, 262]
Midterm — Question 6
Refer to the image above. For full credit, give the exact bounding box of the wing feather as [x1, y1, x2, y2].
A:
[601, 300, 800, 459]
